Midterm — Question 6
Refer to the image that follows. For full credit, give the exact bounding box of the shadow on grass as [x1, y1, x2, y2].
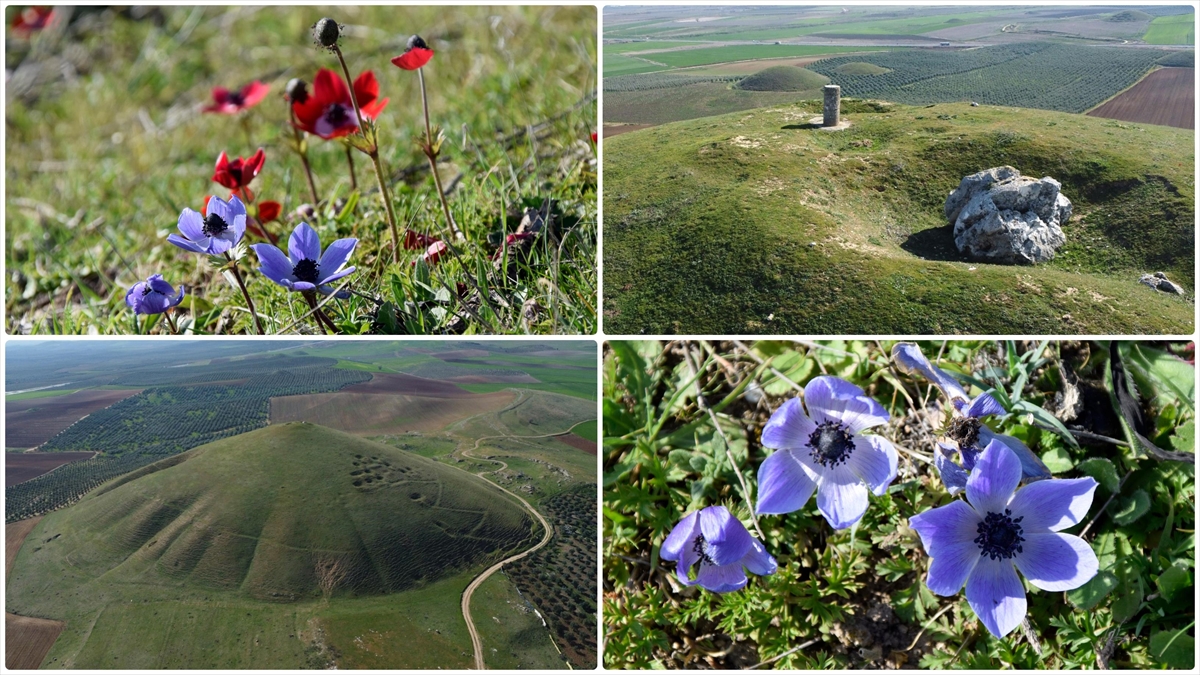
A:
[900, 225, 967, 262]
[781, 123, 822, 130]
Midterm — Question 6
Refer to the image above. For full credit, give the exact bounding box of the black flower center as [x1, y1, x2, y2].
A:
[691, 534, 715, 566]
[325, 103, 349, 125]
[808, 421, 855, 468]
[975, 509, 1025, 560]
[141, 285, 154, 296]
[203, 213, 229, 237]
[948, 416, 982, 450]
[228, 91, 245, 106]
[292, 258, 320, 284]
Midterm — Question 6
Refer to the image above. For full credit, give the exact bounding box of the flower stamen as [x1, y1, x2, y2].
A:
[948, 416, 982, 450]
[974, 508, 1025, 560]
[292, 258, 321, 284]
[807, 421, 855, 468]
[203, 213, 230, 237]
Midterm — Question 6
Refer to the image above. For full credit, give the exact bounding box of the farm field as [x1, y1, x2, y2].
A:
[1144, 13, 1195, 45]
[270, 389, 516, 434]
[5, 388, 142, 448]
[603, 101, 1194, 334]
[5, 452, 97, 485]
[1088, 67, 1195, 129]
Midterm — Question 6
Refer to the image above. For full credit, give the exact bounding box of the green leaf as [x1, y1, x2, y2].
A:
[1012, 399, 1079, 448]
[1066, 570, 1118, 610]
[1111, 587, 1142, 623]
[1124, 343, 1195, 412]
[1040, 446, 1074, 474]
[1150, 628, 1195, 669]
[336, 191, 360, 222]
[1076, 457, 1120, 493]
[1155, 564, 1191, 602]
[1110, 489, 1151, 525]
[1171, 421, 1195, 454]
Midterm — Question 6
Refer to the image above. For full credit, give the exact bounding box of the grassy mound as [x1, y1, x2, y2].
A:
[736, 66, 830, 92]
[834, 61, 891, 75]
[1109, 9, 1153, 22]
[1157, 49, 1195, 67]
[9, 423, 536, 602]
[603, 101, 1194, 334]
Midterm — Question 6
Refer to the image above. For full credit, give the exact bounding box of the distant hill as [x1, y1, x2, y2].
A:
[736, 65, 829, 91]
[1108, 9, 1153, 22]
[9, 423, 535, 602]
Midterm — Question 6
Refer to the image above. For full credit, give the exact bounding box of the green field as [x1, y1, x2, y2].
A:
[604, 53, 669, 76]
[603, 101, 1194, 334]
[604, 40, 704, 54]
[5, 388, 81, 401]
[7, 424, 539, 668]
[570, 419, 597, 442]
[470, 572, 567, 669]
[649, 44, 885, 69]
[1144, 13, 1196, 45]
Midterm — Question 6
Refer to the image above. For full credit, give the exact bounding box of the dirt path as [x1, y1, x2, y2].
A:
[455, 428, 575, 670]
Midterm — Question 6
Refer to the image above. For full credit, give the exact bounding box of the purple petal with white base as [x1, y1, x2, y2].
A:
[168, 196, 246, 256]
[965, 556, 1027, 638]
[761, 398, 816, 450]
[253, 222, 357, 296]
[660, 505, 775, 593]
[756, 449, 817, 515]
[815, 464, 870, 529]
[289, 222, 322, 263]
[849, 434, 897, 496]
[125, 274, 185, 315]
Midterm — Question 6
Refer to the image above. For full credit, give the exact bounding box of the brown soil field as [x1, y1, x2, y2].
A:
[6, 517, 42, 577]
[5, 389, 142, 449]
[429, 349, 492, 359]
[446, 374, 540, 384]
[270, 390, 515, 434]
[343, 372, 477, 397]
[555, 434, 597, 456]
[6, 451, 97, 485]
[6, 517, 65, 670]
[1088, 67, 1195, 129]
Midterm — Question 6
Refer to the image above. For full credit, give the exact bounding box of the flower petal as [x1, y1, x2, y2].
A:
[1007, 477, 1097, 532]
[756, 448, 817, 515]
[313, 68, 350, 106]
[136, 289, 171, 315]
[352, 70, 379, 109]
[319, 237, 357, 273]
[927, 540, 981, 596]
[146, 274, 174, 296]
[966, 393, 1006, 419]
[167, 233, 208, 254]
[740, 538, 777, 577]
[849, 434, 897, 496]
[177, 208, 205, 241]
[125, 282, 147, 310]
[1015, 532, 1098, 592]
[891, 342, 969, 405]
[934, 444, 970, 495]
[289, 222, 321, 263]
[699, 505, 753, 566]
[661, 511, 700, 562]
[803, 376, 887, 431]
[695, 562, 748, 593]
[169, 285, 186, 308]
[815, 464, 869, 529]
[291, 281, 317, 292]
[240, 80, 270, 108]
[966, 440, 1021, 515]
[206, 194, 232, 221]
[316, 266, 355, 288]
[978, 427, 1052, 481]
[964, 556, 1026, 638]
[909, 499, 980, 558]
[252, 243, 294, 285]
[760, 398, 816, 451]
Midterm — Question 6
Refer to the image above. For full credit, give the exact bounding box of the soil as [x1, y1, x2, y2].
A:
[343, 372, 476, 398]
[1088, 67, 1195, 130]
[5, 451, 98, 485]
[6, 516, 65, 670]
[6, 388, 143, 448]
[555, 434, 597, 455]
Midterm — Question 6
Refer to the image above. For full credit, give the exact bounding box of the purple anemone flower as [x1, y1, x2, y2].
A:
[909, 440, 1098, 638]
[892, 343, 1050, 494]
[251, 222, 357, 295]
[168, 195, 247, 256]
[125, 274, 185, 315]
[660, 505, 776, 593]
[756, 376, 898, 529]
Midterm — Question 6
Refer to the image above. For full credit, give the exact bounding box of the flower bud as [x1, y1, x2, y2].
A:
[285, 78, 308, 104]
[406, 34, 429, 51]
[312, 17, 340, 48]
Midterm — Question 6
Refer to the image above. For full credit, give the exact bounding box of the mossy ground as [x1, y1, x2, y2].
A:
[603, 100, 1194, 334]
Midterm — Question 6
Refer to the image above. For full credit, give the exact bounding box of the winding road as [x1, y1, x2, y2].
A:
[454, 428, 577, 670]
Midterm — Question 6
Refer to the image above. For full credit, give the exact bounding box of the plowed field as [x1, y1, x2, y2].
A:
[6, 452, 97, 485]
[556, 434, 597, 455]
[6, 389, 142, 448]
[342, 372, 477, 397]
[1088, 67, 1195, 129]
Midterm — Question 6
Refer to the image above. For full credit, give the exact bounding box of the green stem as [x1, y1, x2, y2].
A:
[344, 145, 358, 191]
[369, 150, 400, 264]
[224, 253, 265, 335]
[289, 105, 320, 204]
[417, 67, 462, 241]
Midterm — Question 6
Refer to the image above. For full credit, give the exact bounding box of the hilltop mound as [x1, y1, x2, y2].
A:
[1108, 9, 1152, 22]
[8, 424, 535, 603]
[736, 66, 829, 92]
[604, 101, 1194, 334]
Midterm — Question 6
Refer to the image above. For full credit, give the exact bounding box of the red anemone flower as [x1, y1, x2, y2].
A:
[291, 68, 389, 140]
[414, 240, 447, 266]
[402, 229, 439, 250]
[591, 131, 598, 144]
[10, 6, 55, 36]
[257, 201, 281, 224]
[391, 35, 434, 71]
[212, 148, 265, 190]
[204, 81, 270, 114]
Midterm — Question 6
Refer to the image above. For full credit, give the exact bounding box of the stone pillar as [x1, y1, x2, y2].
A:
[823, 84, 841, 127]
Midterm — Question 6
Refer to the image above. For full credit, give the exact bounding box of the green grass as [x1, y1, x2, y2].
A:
[4, 388, 81, 400]
[7, 423, 539, 668]
[603, 101, 1194, 334]
[1144, 13, 1195, 45]
[604, 40, 704, 54]
[605, 81, 823, 126]
[649, 45, 886, 69]
[570, 419, 598, 442]
[5, 6, 596, 335]
[736, 66, 830, 92]
[470, 571, 567, 669]
[604, 52, 669, 76]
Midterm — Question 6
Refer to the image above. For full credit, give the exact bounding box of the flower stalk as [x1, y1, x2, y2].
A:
[417, 67, 462, 241]
[286, 103, 321, 204]
[224, 252, 264, 334]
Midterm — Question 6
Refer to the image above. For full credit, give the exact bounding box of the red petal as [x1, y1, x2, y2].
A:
[212, 152, 238, 189]
[403, 229, 439, 250]
[211, 87, 231, 104]
[247, 148, 266, 179]
[240, 81, 270, 108]
[203, 195, 213, 212]
[352, 70, 379, 110]
[360, 96, 389, 120]
[257, 200, 281, 223]
[313, 68, 350, 106]
[423, 240, 448, 265]
[591, 131, 598, 144]
[391, 47, 433, 71]
[291, 98, 321, 134]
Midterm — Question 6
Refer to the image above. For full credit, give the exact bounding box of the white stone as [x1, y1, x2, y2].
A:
[944, 167, 1073, 265]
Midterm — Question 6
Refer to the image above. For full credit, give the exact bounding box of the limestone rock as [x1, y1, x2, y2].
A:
[944, 167, 1073, 265]
[1139, 271, 1186, 295]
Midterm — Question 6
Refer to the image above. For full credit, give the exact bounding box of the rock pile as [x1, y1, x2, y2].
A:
[1139, 271, 1186, 295]
[944, 166, 1073, 265]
